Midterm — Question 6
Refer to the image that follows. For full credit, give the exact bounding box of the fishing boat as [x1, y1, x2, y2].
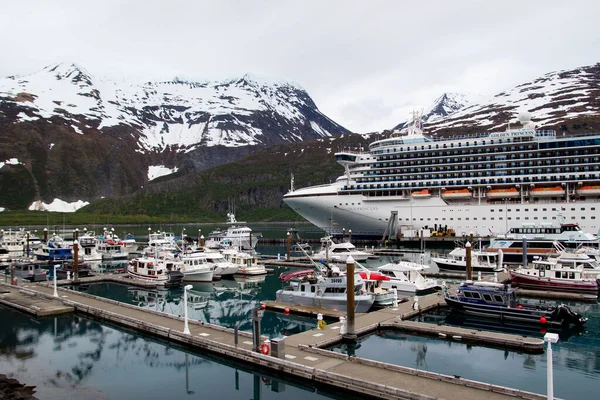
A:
[358, 271, 397, 307]
[127, 256, 184, 287]
[431, 246, 504, 273]
[376, 261, 440, 294]
[13, 261, 47, 282]
[34, 235, 73, 262]
[487, 187, 519, 199]
[54, 261, 93, 279]
[444, 281, 587, 327]
[310, 236, 371, 262]
[509, 252, 600, 293]
[275, 266, 374, 313]
[77, 233, 102, 261]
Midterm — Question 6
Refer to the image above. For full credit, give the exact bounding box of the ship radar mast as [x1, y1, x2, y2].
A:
[392, 109, 424, 138]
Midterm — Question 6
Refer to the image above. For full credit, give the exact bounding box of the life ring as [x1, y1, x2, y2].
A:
[260, 343, 270, 355]
[317, 320, 326, 330]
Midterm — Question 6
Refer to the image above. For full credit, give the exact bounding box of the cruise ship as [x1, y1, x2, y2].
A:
[283, 112, 600, 239]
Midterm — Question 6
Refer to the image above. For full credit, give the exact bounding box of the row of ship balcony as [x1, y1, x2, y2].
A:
[373, 149, 600, 166]
[341, 184, 600, 200]
[342, 174, 600, 192]
[362, 164, 600, 179]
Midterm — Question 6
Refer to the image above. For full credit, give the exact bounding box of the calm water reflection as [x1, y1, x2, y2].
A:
[0, 305, 361, 400]
[330, 301, 600, 400]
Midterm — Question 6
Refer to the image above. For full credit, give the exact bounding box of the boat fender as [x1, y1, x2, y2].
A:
[317, 320, 327, 330]
[260, 342, 270, 355]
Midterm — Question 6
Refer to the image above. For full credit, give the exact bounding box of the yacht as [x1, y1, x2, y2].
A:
[310, 236, 371, 262]
[176, 252, 215, 282]
[496, 217, 599, 247]
[376, 261, 440, 294]
[221, 248, 267, 275]
[283, 111, 600, 239]
[205, 213, 262, 250]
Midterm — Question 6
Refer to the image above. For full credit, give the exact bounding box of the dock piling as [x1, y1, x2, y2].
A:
[343, 256, 357, 340]
[252, 306, 263, 352]
[466, 241, 472, 280]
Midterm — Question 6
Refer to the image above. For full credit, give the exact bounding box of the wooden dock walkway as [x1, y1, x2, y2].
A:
[0, 280, 549, 400]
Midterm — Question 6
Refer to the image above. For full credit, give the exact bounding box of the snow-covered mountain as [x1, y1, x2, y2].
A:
[392, 92, 482, 131]
[393, 63, 600, 136]
[0, 63, 349, 152]
[0, 63, 350, 210]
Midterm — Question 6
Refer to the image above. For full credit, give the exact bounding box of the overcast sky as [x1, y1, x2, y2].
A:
[1, 0, 599, 133]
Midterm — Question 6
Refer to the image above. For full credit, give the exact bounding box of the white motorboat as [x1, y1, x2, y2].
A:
[310, 236, 371, 262]
[205, 213, 262, 250]
[143, 230, 180, 254]
[203, 250, 239, 276]
[377, 261, 440, 294]
[431, 246, 504, 273]
[77, 233, 102, 262]
[127, 256, 184, 286]
[275, 265, 374, 313]
[221, 248, 267, 275]
[176, 252, 215, 282]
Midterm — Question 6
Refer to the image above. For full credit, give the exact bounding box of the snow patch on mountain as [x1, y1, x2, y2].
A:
[148, 165, 179, 181]
[0, 158, 23, 169]
[28, 199, 90, 212]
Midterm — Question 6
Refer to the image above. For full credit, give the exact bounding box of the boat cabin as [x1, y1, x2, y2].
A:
[454, 281, 517, 307]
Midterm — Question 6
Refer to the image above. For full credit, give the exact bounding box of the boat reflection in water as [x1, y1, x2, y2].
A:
[0, 305, 364, 400]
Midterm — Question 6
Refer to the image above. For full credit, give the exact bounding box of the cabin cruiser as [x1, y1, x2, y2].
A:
[376, 261, 440, 294]
[77, 233, 102, 262]
[143, 231, 180, 254]
[221, 248, 267, 275]
[276, 263, 374, 313]
[205, 213, 262, 250]
[431, 246, 504, 273]
[13, 261, 47, 282]
[34, 234, 73, 262]
[128, 256, 184, 287]
[509, 251, 600, 293]
[174, 252, 215, 282]
[310, 236, 371, 262]
[444, 281, 587, 327]
[357, 271, 397, 307]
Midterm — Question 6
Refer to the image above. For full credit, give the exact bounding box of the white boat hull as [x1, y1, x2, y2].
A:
[275, 290, 374, 313]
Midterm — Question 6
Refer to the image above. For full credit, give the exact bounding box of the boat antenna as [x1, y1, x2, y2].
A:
[290, 173, 295, 193]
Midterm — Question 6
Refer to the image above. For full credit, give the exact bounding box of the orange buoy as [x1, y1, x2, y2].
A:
[517, 304, 523, 309]
[540, 316, 547, 324]
[284, 307, 290, 314]
[260, 304, 266, 310]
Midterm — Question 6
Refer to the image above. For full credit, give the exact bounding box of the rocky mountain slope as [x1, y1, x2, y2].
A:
[394, 63, 600, 136]
[0, 63, 349, 210]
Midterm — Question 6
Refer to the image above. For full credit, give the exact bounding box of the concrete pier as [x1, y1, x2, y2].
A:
[0, 280, 550, 399]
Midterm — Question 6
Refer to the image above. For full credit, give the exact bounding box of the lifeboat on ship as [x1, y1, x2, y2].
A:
[487, 187, 519, 199]
[576, 185, 600, 196]
[530, 186, 565, 197]
[441, 188, 471, 199]
[411, 189, 431, 198]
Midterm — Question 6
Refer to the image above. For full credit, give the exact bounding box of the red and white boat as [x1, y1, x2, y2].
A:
[487, 187, 519, 199]
[441, 189, 471, 199]
[411, 189, 431, 198]
[576, 185, 600, 196]
[530, 186, 565, 197]
[509, 252, 600, 293]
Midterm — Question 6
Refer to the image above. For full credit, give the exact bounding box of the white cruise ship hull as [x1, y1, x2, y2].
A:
[285, 191, 600, 239]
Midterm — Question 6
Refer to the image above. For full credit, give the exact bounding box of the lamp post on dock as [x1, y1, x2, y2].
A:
[53, 264, 58, 297]
[544, 332, 559, 400]
[183, 284, 193, 334]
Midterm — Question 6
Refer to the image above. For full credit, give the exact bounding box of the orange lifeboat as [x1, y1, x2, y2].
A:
[441, 188, 471, 199]
[576, 185, 600, 196]
[411, 189, 431, 198]
[530, 186, 565, 197]
[487, 187, 519, 199]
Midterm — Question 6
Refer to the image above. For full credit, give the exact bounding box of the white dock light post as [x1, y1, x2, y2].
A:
[53, 264, 58, 297]
[544, 332, 559, 400]
[183, 284, 193, 334]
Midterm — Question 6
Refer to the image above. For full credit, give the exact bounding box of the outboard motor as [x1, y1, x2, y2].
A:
[553, 304, 588, 326]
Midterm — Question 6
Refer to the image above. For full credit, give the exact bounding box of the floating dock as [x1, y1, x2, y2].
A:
[0, 279, 551, 400]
